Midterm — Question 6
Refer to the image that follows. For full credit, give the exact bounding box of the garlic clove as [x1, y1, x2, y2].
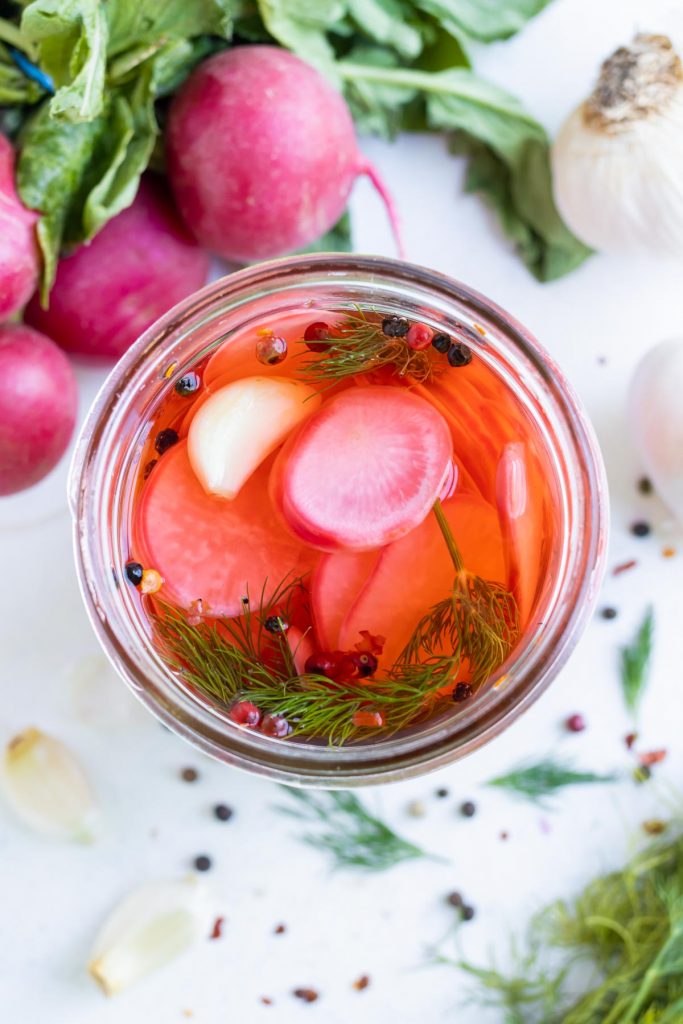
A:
[1, 727, 100, 842]
[629, 338, 683, 521]
[88, 878, 213, 996]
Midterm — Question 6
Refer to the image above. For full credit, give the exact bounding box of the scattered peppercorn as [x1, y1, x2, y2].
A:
[407, 799, 426, 818]
[210, 916, 224, 939]
[446, 891, 463, 908]
[633, 764, 651, 783]
[382, 315, 409, 338]
[625, 731, 638, 750]
[406, 323, 432, 350]
[631, 520, 651, 538]
[274, 923, 287, 935]
[304, 321, 331, 352]
[600, 606, 618, 620]
[637, 476, 653, 495]
[460, 801, 476, 818]
[125, 561, 144, 586]
[565, 713, 586, 733]
[261, 997, 274, 1007]
[349, 651, 378, 677]
[213, 803, 233, 821]
[499, 830, 510, 841]
[642, 819, 667, 836]
[143, 459, 157, 480]
[461, 905, 475, 922]
[194, 854, 212, 872]
[229, 701, 261, 727]
[154, 427, 179, 455]
[261, 714, 291, 738]
[662, 546, 677, 558]
[293, 988, 319, 1003]
[431, 332, 451, 354]
[447, 341, 472, 367]
[181, 766, 198, 782]
[175, 372, 201, 396]
[352, 975, 370, 992]
[264, 615, 288, 634]
[435, 787, 449, 798]
[453, 682, 474, 702]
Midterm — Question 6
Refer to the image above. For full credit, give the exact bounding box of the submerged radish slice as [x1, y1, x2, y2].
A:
[311, 549, 381, 650]
[134, 442, 316, 617]
[496, 442, 546, 627]
[188, 376, 320, 499]
[271, 387, 452, 551]
[340, 493, 506, 667]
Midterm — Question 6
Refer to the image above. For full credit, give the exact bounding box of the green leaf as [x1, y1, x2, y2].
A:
[347, 0, 424, 59]
[294, 208, 352, 253]
[620, 607, 654, 717]
[487, 757, 617, 806]
[0, 40, 45, 105]
[338, 61, 591, 280]
[105, 0, 233, 57]
[256, 0, 344, 71]
[20, 0, 108, 121]
[412, 0, 555, 44]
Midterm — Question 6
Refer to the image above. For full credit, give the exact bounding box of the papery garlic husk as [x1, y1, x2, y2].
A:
[552, 34, 683, 254]
[88, 878, 212, 996]
[1, 727, 100, 841]
[629, 337, 683, 520]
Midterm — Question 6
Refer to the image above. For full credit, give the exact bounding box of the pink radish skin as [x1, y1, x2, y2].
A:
[0, 135, 39, 322]
[166, 46, 403, 262]
[0, 324, 77, 495]
[270, 386, 453, 551]
[25, 177, 209, 359]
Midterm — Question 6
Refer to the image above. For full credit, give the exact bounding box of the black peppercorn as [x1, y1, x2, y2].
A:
[637, 476, 653, 495]
[631, 520, 651, 538]
[447, 342, 472, 367]
[431, 332, 451, 354]
[382, 315, 409, 338]
[461, 905, 475, 922]
[601, 606, 618, 620]
[460, 800, 476, 818]
[453, 682, 473, 702]
[175, 372, 201, 396]
[214, 803, 233, 821]
[181, 766, 199, 782]
[125, 561, 144, 586]
[154, 428, 179, 455]
[194, 854, 212, 872]
[446, 891, 463, 908]
[264, 615, 288, 634]
[435, 787, 449, 798]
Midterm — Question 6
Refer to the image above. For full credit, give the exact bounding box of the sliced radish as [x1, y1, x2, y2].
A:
[311, 549, 381, 650]
[496, 442, 547, 627]
[270, 387, 452, 551]
[188, 376, 320, 499]
[340, 494, 506, 667]
[134, 442, 316, 617]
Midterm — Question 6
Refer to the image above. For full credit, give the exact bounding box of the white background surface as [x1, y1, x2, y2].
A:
[2, 1, 683, 1020]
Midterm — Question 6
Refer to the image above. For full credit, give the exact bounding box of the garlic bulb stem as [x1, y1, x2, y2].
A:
[584, 34, 682, 131]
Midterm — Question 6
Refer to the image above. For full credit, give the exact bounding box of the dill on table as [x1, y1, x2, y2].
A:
[487, 757, 617, 806]
[620, 606, 654, 717]
[275, 787, 432, 871]
[457, 827, 683, 1024]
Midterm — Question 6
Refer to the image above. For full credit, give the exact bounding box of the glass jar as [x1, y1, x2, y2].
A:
[69, 255, 608, 786]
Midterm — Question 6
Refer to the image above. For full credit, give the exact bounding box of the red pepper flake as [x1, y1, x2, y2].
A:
[612, 559, 638, 576]
[638, 749, 667, 767]
[662, 546, 677, 558]
[210, 916, 224, 940]
[354, 630, 386, 655]
[352, 975, 371, 992]
[642, 819, 667, 836]
[293, 988, 319, 1003]
[274, 923, 286, 935]
[352, 710, 385, 729]
[260, 996, 274, 1006]
[625, 732, 638, 750]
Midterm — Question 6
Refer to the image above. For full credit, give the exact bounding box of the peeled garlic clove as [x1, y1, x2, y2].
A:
[88, 878, 212, 996]
[188, 375, 321, 499]
[629, 338, 683, 520]
[1, 727, 99, 842]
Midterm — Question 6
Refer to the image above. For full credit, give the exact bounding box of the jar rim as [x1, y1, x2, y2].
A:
[70, 254, 608, 786]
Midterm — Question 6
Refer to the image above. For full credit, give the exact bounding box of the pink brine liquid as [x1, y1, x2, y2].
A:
[123, 306, 555, 745]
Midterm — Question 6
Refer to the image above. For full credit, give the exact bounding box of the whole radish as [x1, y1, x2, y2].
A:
[166, 46, 402, 262]
[0, 323, 77, 495]
[24, 177, 210, 359]
[0, 134, 39, 322]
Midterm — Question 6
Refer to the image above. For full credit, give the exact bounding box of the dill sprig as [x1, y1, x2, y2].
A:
[457, 828, 683, 1024]
[297, 309, 438, 387]
[487, 757, 617, 806]
[275, 787, 432, 871]
[621, 607, 654, 717]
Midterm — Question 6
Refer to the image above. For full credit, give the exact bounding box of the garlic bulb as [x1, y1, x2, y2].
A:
[553, 34, 683, 254]
[1, 727, 100, 841]
[629, 337, 683, 520]
[88, 878, 212, 996]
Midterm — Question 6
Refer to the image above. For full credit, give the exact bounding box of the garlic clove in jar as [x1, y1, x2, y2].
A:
[88, 878, 213, 996]
[1, 727, 100, 842]
[552, 34, 683, 254]
[629, 338, 683, 520]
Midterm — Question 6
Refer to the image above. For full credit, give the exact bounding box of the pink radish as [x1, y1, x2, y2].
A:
[270, 386, 452, 551]
[24, 177, 209, 360]
[0, 324, 77, 495]
[340, 494, 506, 667]
[166, 46, 403, 262]
[0, 134, 39, 322]
[311, 549, 381, 650]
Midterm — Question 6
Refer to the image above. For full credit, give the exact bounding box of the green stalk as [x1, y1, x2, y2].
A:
[432, 498, 465, 574]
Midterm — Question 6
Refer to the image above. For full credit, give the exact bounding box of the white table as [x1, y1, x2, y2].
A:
[2, 1, 683, 1020]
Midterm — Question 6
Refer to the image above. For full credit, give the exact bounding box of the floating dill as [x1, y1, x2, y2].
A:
[275, 787, 432, 871]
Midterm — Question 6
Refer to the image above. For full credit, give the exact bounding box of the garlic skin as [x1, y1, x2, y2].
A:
[629, 338, 683, 520]
[552, 34, 683, 254]
[88, 878, 212, 996]
[1, 727, 99, 842]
